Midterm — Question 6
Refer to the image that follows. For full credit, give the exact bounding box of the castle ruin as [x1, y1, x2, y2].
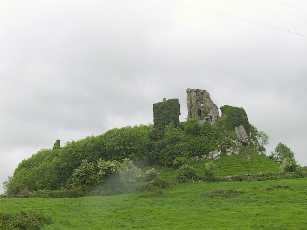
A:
[152, 89, 250, 147]
[186, 88, 219, 123]
[153, 98, 181, 129]
[153, 89, 221, 128]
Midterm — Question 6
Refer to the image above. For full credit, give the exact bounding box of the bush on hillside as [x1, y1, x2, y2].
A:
[0, 212, 51, 230]
[173, 156, 189, 168]
[202, 162, 217, 181]
[6, 125, 151, 196]
[220, 105, 251, 134]
[271, 143, 296, 162]
[71, 160, 101, 190]
[141, 176, 171, 192]
[143, 168, 159, 182]
[176, 165, 199, 183]
[281, 157, 297, 173]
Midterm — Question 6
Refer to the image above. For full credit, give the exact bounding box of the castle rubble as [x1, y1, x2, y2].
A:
[186, 88, 220, 123]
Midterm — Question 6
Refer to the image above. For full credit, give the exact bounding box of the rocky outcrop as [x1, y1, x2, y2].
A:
[186, 89, 219, 123]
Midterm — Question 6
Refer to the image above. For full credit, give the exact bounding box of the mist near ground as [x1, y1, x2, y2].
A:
[0, 0, 306, 192]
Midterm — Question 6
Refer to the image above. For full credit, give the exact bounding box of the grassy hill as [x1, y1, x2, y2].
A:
[160, 153, 281, 182]
[2, 106, 301, 229]
[1, 178, 307, 229]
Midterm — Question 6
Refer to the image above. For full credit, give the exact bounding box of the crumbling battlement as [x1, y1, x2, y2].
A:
[186, 88, 220, 123]
[153, 98, 180, 129]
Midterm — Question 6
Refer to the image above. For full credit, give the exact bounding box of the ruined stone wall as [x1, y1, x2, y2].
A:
[186, 88, 219, 123]
[53, 140, 61, 150]
[153, 98, 180, 129]
[220, 105, 251, 134]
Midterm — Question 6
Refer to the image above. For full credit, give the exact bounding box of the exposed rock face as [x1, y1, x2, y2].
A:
[186, 88, 219, 123]
[153, 98, 181, 129]
[235, 125, 249, 144]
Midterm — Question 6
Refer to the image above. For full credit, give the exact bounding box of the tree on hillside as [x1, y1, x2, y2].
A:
[256, 131, 269, 151]
[270, 143, 297, 172]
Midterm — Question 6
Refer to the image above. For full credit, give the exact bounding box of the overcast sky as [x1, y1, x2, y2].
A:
[0, 0, 306, 192]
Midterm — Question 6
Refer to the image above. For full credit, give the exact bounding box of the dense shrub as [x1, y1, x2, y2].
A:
[71, 159, 121, 191]
[220, 105, 251, 134]
[71, 160, 101, 190]
[0, 212, 51, 230]
[5, 108, 281, 196]
[271, 143, 296, 162]
[6, 126, 151, 196]
[202, 162, 217, 181]
[143, 168, 159, 182]
[176, 165, 199, 183]
[281, 158, 297, 173]
[141, 177, 171, 193]
[173, 156, 189, 168]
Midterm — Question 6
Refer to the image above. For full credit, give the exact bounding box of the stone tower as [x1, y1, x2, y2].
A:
[186, 88, 219, 123]
[53, 140, 61, 150]
[153, 98, 180, 129]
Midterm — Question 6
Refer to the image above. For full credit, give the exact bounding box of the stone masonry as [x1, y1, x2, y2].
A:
[186, 88, 219, 123]
[153, 98, 181, 129]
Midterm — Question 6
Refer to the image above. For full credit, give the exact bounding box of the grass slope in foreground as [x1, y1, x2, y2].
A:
[2, 178, 307, 229]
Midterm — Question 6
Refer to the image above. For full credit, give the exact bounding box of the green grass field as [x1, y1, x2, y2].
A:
[2, 178, 307, 229]
[160, 153, 281, 181]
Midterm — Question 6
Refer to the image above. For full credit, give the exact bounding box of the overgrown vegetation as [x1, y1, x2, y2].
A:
[0, 212, 51, 230]
[220, 105, 251, 133]
[270, 143, 298, 172]
[4, 105, 299, 197]
[153, 98, 180, 129]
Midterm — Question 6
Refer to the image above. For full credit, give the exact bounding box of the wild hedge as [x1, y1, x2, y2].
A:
[5, 106, 265, 196]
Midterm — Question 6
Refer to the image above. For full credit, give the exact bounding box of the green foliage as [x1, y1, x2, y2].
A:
[176, 165, 199, 183]
[202, 162, 216, 181]
[5, 106, 282, 196]
[220, 105, 251, 133]
[184, 120, 201, 136]
[270, 143, 298, 173]
[173, 156, 189, 168]
[271, 143, 295, 162]
[70, 159, 120, 191]
[143, 168, 159, 182]
[190, 153, 281, 177]
[0, 212, 51, 230]
[141, 177, 170, 195]
[6, 125, 151, 196]
[256, 130, 269, 150]
[71, 160, 101, 190]
[281, 158, 297, 173]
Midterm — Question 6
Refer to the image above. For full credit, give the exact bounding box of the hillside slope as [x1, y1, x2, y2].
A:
[1, 178, 307, 229]
[160, 153, 281, 181]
